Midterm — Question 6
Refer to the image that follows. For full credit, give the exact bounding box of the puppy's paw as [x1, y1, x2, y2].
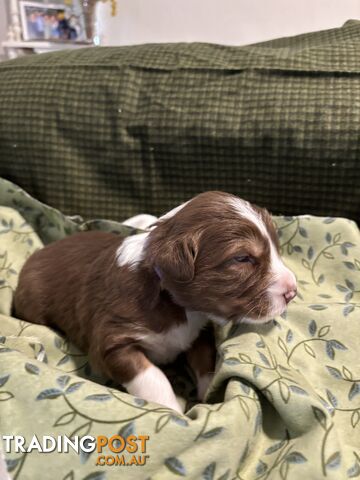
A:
[124, 364, 184, 414]
[163, 396, 185, 414]
[197, 373, 214, 403]
[174, 396, 187, 414]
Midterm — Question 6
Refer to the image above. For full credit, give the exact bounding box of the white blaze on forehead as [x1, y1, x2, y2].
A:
[228, 198, 269, 238]
[116, 232, 149, 269]
[228, 196, 295, 288]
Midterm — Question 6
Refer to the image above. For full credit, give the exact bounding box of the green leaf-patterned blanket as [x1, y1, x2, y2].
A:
[0, 178, 359, 480]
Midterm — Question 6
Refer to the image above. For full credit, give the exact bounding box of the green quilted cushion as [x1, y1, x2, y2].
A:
[0, 20, 360, 221]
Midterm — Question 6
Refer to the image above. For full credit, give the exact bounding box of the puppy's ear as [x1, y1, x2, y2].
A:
[153, 235, 199, 284]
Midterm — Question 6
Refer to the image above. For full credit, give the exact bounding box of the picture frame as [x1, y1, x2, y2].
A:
[19, 1, 88, 42]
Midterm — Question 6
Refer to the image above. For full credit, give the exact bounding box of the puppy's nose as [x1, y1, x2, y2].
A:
[284, 288, 297, 304]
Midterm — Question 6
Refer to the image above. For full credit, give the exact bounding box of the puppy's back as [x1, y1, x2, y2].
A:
[14, 231, 121, 338]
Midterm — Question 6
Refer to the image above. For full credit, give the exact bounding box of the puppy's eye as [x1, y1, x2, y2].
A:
[233, 255, 255, 265]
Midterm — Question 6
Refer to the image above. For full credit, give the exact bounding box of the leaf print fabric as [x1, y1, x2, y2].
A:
[0, 179, 359, 479]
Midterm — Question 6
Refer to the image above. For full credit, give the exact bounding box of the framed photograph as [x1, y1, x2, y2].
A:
[19, 1, 88, 42]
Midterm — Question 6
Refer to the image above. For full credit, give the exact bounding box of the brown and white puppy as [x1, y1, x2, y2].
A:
[13, 191, 296, 413]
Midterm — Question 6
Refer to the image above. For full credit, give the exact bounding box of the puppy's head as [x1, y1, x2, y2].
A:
[146, 191, 296, 325]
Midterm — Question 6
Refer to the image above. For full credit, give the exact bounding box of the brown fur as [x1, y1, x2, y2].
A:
[145, 192, 274, 321]
[14, 231, 188, 383]
[13, 191, 292, 408]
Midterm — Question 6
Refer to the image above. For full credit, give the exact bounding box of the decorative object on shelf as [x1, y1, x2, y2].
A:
[2, 0, 116, 58]
[99, 0, 117, 16]
[3, 0, 94, 59]
[7, 0, 23, 42]
[82, 0, 117, 42]
[19, 1, 88, 42]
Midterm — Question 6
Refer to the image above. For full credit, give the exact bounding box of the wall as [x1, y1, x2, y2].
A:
[95, 0, 360, 46]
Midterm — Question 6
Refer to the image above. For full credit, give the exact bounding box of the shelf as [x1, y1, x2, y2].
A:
[3, 40, 91, 49]
[2, 40, 93, 59]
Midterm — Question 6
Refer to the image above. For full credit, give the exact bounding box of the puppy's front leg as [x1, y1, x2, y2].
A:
[186, 324, 216, 402]
[94, 338, 183, 413]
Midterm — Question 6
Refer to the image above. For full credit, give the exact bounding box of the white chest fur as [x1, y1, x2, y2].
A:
[142, 311, 208, 365]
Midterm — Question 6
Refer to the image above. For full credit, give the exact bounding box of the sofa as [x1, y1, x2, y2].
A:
[0, 20, 359, 479]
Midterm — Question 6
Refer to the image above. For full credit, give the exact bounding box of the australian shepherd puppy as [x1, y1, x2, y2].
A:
[14, 191, 296, 413]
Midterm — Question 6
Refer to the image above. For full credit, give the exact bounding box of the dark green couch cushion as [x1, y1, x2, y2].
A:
[0, 20, 360, 221]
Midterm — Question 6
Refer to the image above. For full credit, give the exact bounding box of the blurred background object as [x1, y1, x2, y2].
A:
[1, 0, 93, 59]
[1, 0, 360, 60]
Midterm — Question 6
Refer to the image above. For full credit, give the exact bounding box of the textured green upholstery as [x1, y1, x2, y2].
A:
[0, 21, 360, 221]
